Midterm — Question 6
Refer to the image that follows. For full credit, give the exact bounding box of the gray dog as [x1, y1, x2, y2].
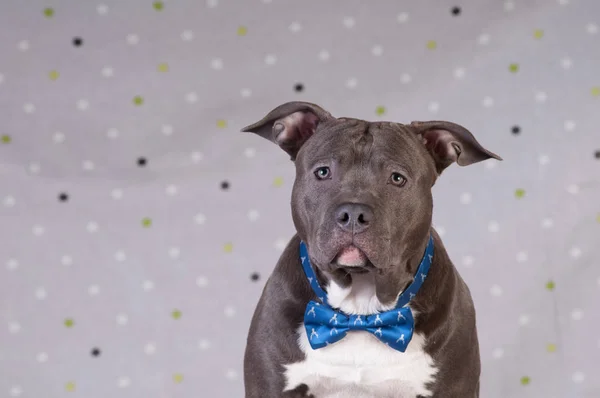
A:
[241, 102, 501, 398]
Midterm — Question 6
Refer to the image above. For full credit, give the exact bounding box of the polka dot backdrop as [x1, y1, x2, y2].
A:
[0, 0, 599, 397]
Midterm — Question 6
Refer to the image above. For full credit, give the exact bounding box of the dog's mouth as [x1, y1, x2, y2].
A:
[332, 245, 375, 274]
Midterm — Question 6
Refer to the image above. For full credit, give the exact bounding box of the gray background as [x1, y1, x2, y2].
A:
[1, 0, 599, 397]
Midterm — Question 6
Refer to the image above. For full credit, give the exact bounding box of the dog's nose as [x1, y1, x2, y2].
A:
[335, 203, 374, 234]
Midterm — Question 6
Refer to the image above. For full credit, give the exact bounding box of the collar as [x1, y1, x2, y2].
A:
[299, 233, 435, 311]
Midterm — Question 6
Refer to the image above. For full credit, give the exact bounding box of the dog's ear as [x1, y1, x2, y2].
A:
[241, 102, 333, 160]
[410, 120, 502, 174]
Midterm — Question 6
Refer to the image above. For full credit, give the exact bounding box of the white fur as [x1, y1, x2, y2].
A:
[283, 274, 438, 398]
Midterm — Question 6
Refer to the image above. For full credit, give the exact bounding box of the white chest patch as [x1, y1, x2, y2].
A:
[283, 275, 438, 398]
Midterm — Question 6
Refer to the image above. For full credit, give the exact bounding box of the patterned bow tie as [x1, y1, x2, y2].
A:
[299, 234, 434, 353]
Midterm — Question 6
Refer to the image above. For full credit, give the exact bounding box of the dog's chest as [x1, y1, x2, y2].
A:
[283, 279, 438, 398]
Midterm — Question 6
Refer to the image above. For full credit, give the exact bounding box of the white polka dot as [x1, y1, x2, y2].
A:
[166, 185, 178, 196]
[3, 196, 16, 207]
[400, 73, 412, 84]
[29, 163, 41, 174]
[569, 247, 582, 258]
[196, 276, 209, 287]
[106, 128, 119, 139]
[0, 73, 4, 84]
[571, 308, 584, 320]
[35, 287, 47, 300]
[264, 54, 277, 65]
[186, 92, 198, 103]
[109, 189, 124, 201]
[206, 0, 219, 7]
[289, 22, 302, 32]
[8, 322, 21, 334]
[462, 256, 474, 267]
[161, 124, 173, 136]
[490, 285, 503, 297]
[397, 12, 409, 23]
[224, 306, 236, 318]
[318, 50, 330, 61]
[586, 23, 598, 35]
[566, 184, 580, 194]
[144, 342, 156, 355]
[482, 96, 494, 108]
[535, 91, 548, 103]
[557, 0, 570, 5]
[117, 377, 131, 388]
[274, 238, 288, 252]
[142, 280, 154, 291]
[6, 258, 19, 271]
[478, 34, 491, 45]
[101, 66, 114, 77]
[248, 209, 260, 222]
[596, 277, 600, 287]
[488, 221, 500, 233]
[516, 251, 528, 263]
[198, 339, 211, 350]
[194, 213, 206, 225]
[436, 226, 446, 237]
[191, 151, 203, 163]
[61, 255, 73, 266]
[261, 0, 272, 3]
[343, 17, 355, 28]
[572, 371, 585, 383]
[53, 131, 66, 143]
[560, 57, 573, 69]
[210, 58, 224, 70]
[225, 369, 238, 380]
[538, 154, 550, 165]
[97, 4, 109, 15]
[88, 284, 100, 296]
[181, 30, 194, 41]
[346, 78, 358, 89]
[82, 160, 95, 171]
[76, 99, 90, 111]
[541, 218, 554, 228]
[36, 352, 48, 363]
[9, 386, 23, 397]
[504, 1, 515, 11]
[23, 103, 35, 113]
[244, 147, 256, 158]
[428, 102, 440, 114]
[459, 192, 472, 204]
[518, 314, 530, 326]
[492, 348, 504, 359]
[371, 45, 384, 56]
[115, 251, 126, 262]
[32, 225, 45, 236]
[240, 88, 252, 98]
[126, 34, 139, 45]
[564, 120, 576, 131]
[116, 313, 129, 326]
[168, 247, 181, 259]
[86, 222, 99, 233]
[17, 40, 30, 51]
[454, 67, 466, 79]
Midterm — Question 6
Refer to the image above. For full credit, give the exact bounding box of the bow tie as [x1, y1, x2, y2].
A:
[299, 234, 434, 352]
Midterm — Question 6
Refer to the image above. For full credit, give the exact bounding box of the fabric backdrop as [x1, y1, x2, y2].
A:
[1, 0, 599, 397]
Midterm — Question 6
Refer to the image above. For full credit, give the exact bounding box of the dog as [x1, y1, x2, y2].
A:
[241, 102, 501, 397]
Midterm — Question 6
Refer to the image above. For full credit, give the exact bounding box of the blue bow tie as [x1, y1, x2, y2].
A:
[299, 234, 434, 352]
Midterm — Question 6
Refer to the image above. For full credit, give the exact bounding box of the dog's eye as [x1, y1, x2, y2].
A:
[314, 167, 331, 180]
[390, 172, 407, 187]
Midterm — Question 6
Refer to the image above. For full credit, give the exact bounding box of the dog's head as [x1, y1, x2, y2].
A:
[242, 102, 501, 305]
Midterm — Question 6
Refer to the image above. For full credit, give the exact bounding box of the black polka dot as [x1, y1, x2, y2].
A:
[294, 83, 304, 93]
[511, 125, 521, 135]
[220, 181, 230, 190]
[58, 193, 69, 202]
[595, 150, 600, 159]
[91, 348, 101, 357]
[250, 272, 260, 282]
[451, 6, 461, 16]
[73, 37, 83, 47]
[137, 157, 147, 167]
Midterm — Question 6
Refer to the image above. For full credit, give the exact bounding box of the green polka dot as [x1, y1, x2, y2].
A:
[596, 213, 600, 223]
[591, 87, 600, 97]
[153, 1, 164, 11]
[216, 119, 227, 128]
[64, 318, 74, 328]
[133, 96, 144, 106]
[142, 217, 152, 228]
[48, 70, 59, 81]
[546, 343, 557, 352]
[533, 29, 544, 39]
[520, 376, 531, 386]
[65, 382, 76, 392]
[545, 280, 555, 291]
[223, 242, 233, 253]
[237, 26, 248, 36]
[1, 135, 11, 144]
[273, 176, 284, 187]
[158, 63, 169, 72]
[375, 106, 386, 116]
[43, 8, 54, 18]
[426, 40, 437, 50]
[173, 373, 184, 383]
[509, 63, 520, 73]
[514, 188, 526, 199]
[171, 309, 182, 320]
